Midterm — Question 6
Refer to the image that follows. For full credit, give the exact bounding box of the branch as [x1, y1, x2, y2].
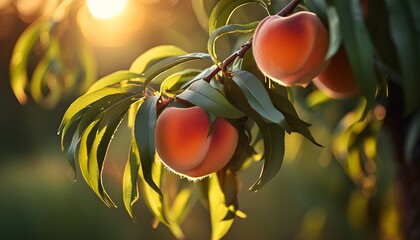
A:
[203, 0, 302, 82]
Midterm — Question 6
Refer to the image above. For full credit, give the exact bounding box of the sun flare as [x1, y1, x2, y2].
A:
[86, 0, 127, 19]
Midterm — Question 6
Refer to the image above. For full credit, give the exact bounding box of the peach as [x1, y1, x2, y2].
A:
[155, 106, 238, 179]
[252, 11, 330, 87]
[313, 46, 358, 99]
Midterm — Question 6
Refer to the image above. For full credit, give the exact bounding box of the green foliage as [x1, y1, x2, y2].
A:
[10, 0, 96, 108]
[331, 101, 383, 196]
[208, 21, 259, 62]
[304, 0, 419, 198]
[208, 0, 269, 35]
[122, 139, 141, 220]
[385, 0, 420, 114]
[177, 80, 245, 119]
[37, 0, 419, 239]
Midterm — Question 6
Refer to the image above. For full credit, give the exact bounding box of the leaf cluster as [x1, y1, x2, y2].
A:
[56, 0, 320, 238]
[51, 0, 420, 239]
[10, 0, 96, 108]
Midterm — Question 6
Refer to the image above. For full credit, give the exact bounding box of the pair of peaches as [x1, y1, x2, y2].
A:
[156, 11, 358, 180]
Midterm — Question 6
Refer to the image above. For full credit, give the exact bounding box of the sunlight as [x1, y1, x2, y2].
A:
[87, 0, 127, 19]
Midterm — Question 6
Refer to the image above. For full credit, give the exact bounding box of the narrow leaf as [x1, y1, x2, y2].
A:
[177, 80, 245, 119]
[130, 45, 187, 73]
[135, 95, 161, 195]
[224, 78, 285, 192]
[64, 93, 138, 175]
[334, 0, 378, 118]
[10, 20, 50, 104]
[86, 71, 143, 94]
[78, 119, 117, 207]
[208, 173, 235, 240]
[385, 0, 420, 114]
[325, 6, 341, 59]
[249, 123, 285, 192]
[159, 69, 202, 96]
[29, 54, 54, 104]
[208, 22, 259, 62]
[268, 86, 321, 146]
[143, 53, 213, 88]
[139, 157, 169, 226]
[232, 70, 290, 130]
[123, 140, 141, 220]
[59, 86, 141, 135]
[208, 0, 268, 35]
[78, 98, 133, 208]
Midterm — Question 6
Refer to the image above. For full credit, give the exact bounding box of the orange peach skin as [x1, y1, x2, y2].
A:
[313, 47, 358, 99]
[252, 11, 330, 87]
[155, 106, 238, 179]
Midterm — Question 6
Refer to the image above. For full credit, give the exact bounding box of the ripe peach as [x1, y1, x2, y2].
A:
[155, 106, 238, 179]
[313, 46, 358, 99]
[252, 11, 330, 87]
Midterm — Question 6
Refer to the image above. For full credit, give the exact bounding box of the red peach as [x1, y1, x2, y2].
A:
[155, 106, 238, 179]
[313, 46, 358, 99]
[252, 11, 330, 87]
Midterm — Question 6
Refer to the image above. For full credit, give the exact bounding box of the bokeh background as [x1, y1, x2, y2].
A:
[0, 0, 400, 239]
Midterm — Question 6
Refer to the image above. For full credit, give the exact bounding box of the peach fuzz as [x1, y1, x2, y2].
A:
[155, 106, 238, 179]
[252, 11, 330, 87]
[313, 47, 358, 99]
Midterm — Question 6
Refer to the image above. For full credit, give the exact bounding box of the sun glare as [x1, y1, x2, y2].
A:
[87, 0, 127, 19]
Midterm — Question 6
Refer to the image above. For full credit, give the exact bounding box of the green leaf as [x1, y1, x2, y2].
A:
[135, 95, 161, 195]
[224, 77, 285, 192]
[78, 119, 117, 207]
[249, 123, 285, 192]
[208, 173, 235, 240]
[143, 52, 213, 88]
[86, 71, 143, 94]
[123, 140, 141, 221]
[10, 20, 51, 105]
[64, 92, 139, 177]
[78, 97, 134, 208]
[29, 54, 55, 104]
[78, 120, 99, 186]
[139, 157, 169, 226]
[58, 86, 142, 143]
[28, 36, 63, 109]
[218, 170, 244, 220]
[232, 70, 290, 130]
[161, 174, 198, 239]
[385, 0, 420, 114]
[177, 80, 245, 119]
[334, 0, 378, 119]
[208, 22, 259, 62]
[268, 85, 321, 146]
[129, 45, 187, 73]
[169, 187, 196, 225]
[325, 6, 342, 60]
[159, 69, 202, 96]
[208, 0, 268, 35]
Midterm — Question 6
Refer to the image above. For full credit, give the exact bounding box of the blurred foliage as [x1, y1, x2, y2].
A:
[3, 0, 419, 239]
[9, 0, 96, 108]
